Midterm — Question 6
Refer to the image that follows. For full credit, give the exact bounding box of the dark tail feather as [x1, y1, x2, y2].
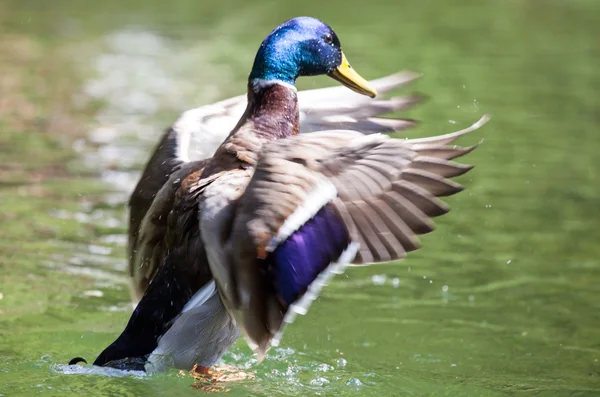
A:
[68, 357, 87, 365]
[93, 257, 196, 370]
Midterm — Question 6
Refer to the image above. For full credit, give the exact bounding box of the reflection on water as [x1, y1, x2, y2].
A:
[1, 0, 599, 396]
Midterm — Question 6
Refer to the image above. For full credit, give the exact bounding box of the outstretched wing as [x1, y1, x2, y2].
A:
[177, 71, 422, 162]
[295, 72, 421, 134]
[127, 71, 422, 300]
[228, 115, 489, 357]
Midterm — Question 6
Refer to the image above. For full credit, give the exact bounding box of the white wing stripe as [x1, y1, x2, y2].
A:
[266, 178, 338, 252]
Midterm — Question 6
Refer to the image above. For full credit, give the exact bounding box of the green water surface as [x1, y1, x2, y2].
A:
[0, 0, 599, 396]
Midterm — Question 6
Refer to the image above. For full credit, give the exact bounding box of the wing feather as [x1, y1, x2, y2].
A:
[402, 169, 465, 197]
[410, 157, 474, 178]
[237, 114, 488, 261]
[346, 200, 390, 262]
[229, 115, 489, 355]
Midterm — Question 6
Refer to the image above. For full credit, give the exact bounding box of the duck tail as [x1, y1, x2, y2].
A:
[68, 357, 87, 365]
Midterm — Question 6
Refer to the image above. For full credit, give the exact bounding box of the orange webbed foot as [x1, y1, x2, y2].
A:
[189, 364, 254, 391]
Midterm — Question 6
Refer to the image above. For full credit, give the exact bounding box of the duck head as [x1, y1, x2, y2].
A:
[248, 16, 377, 97]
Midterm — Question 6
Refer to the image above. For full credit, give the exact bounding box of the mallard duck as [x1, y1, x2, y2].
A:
[74, 16, 488, 374]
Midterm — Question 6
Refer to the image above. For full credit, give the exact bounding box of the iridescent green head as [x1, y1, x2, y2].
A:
[249, 17, 377, 97]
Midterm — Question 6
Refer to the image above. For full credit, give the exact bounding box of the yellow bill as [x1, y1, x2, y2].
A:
[328, 52, 377, 98]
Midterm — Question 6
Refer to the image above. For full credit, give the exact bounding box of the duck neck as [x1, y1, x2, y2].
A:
[245, 79, 300, 140]
[213, 80, 299, 169]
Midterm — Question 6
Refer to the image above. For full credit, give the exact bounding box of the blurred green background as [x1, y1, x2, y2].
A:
[0, 0, 599, 396]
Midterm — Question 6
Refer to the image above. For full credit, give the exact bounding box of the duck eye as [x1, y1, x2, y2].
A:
[323, 34, 333, 44]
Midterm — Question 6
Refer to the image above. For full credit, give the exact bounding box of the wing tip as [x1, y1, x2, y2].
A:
[407, 114, 490, 146]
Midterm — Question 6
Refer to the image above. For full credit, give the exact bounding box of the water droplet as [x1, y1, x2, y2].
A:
[346, 378, 363, 387]
[310, 377, 330, 386]
[317, 363, 334, 372]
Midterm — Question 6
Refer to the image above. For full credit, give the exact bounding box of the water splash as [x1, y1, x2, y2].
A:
[52, 363, 146, 379]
